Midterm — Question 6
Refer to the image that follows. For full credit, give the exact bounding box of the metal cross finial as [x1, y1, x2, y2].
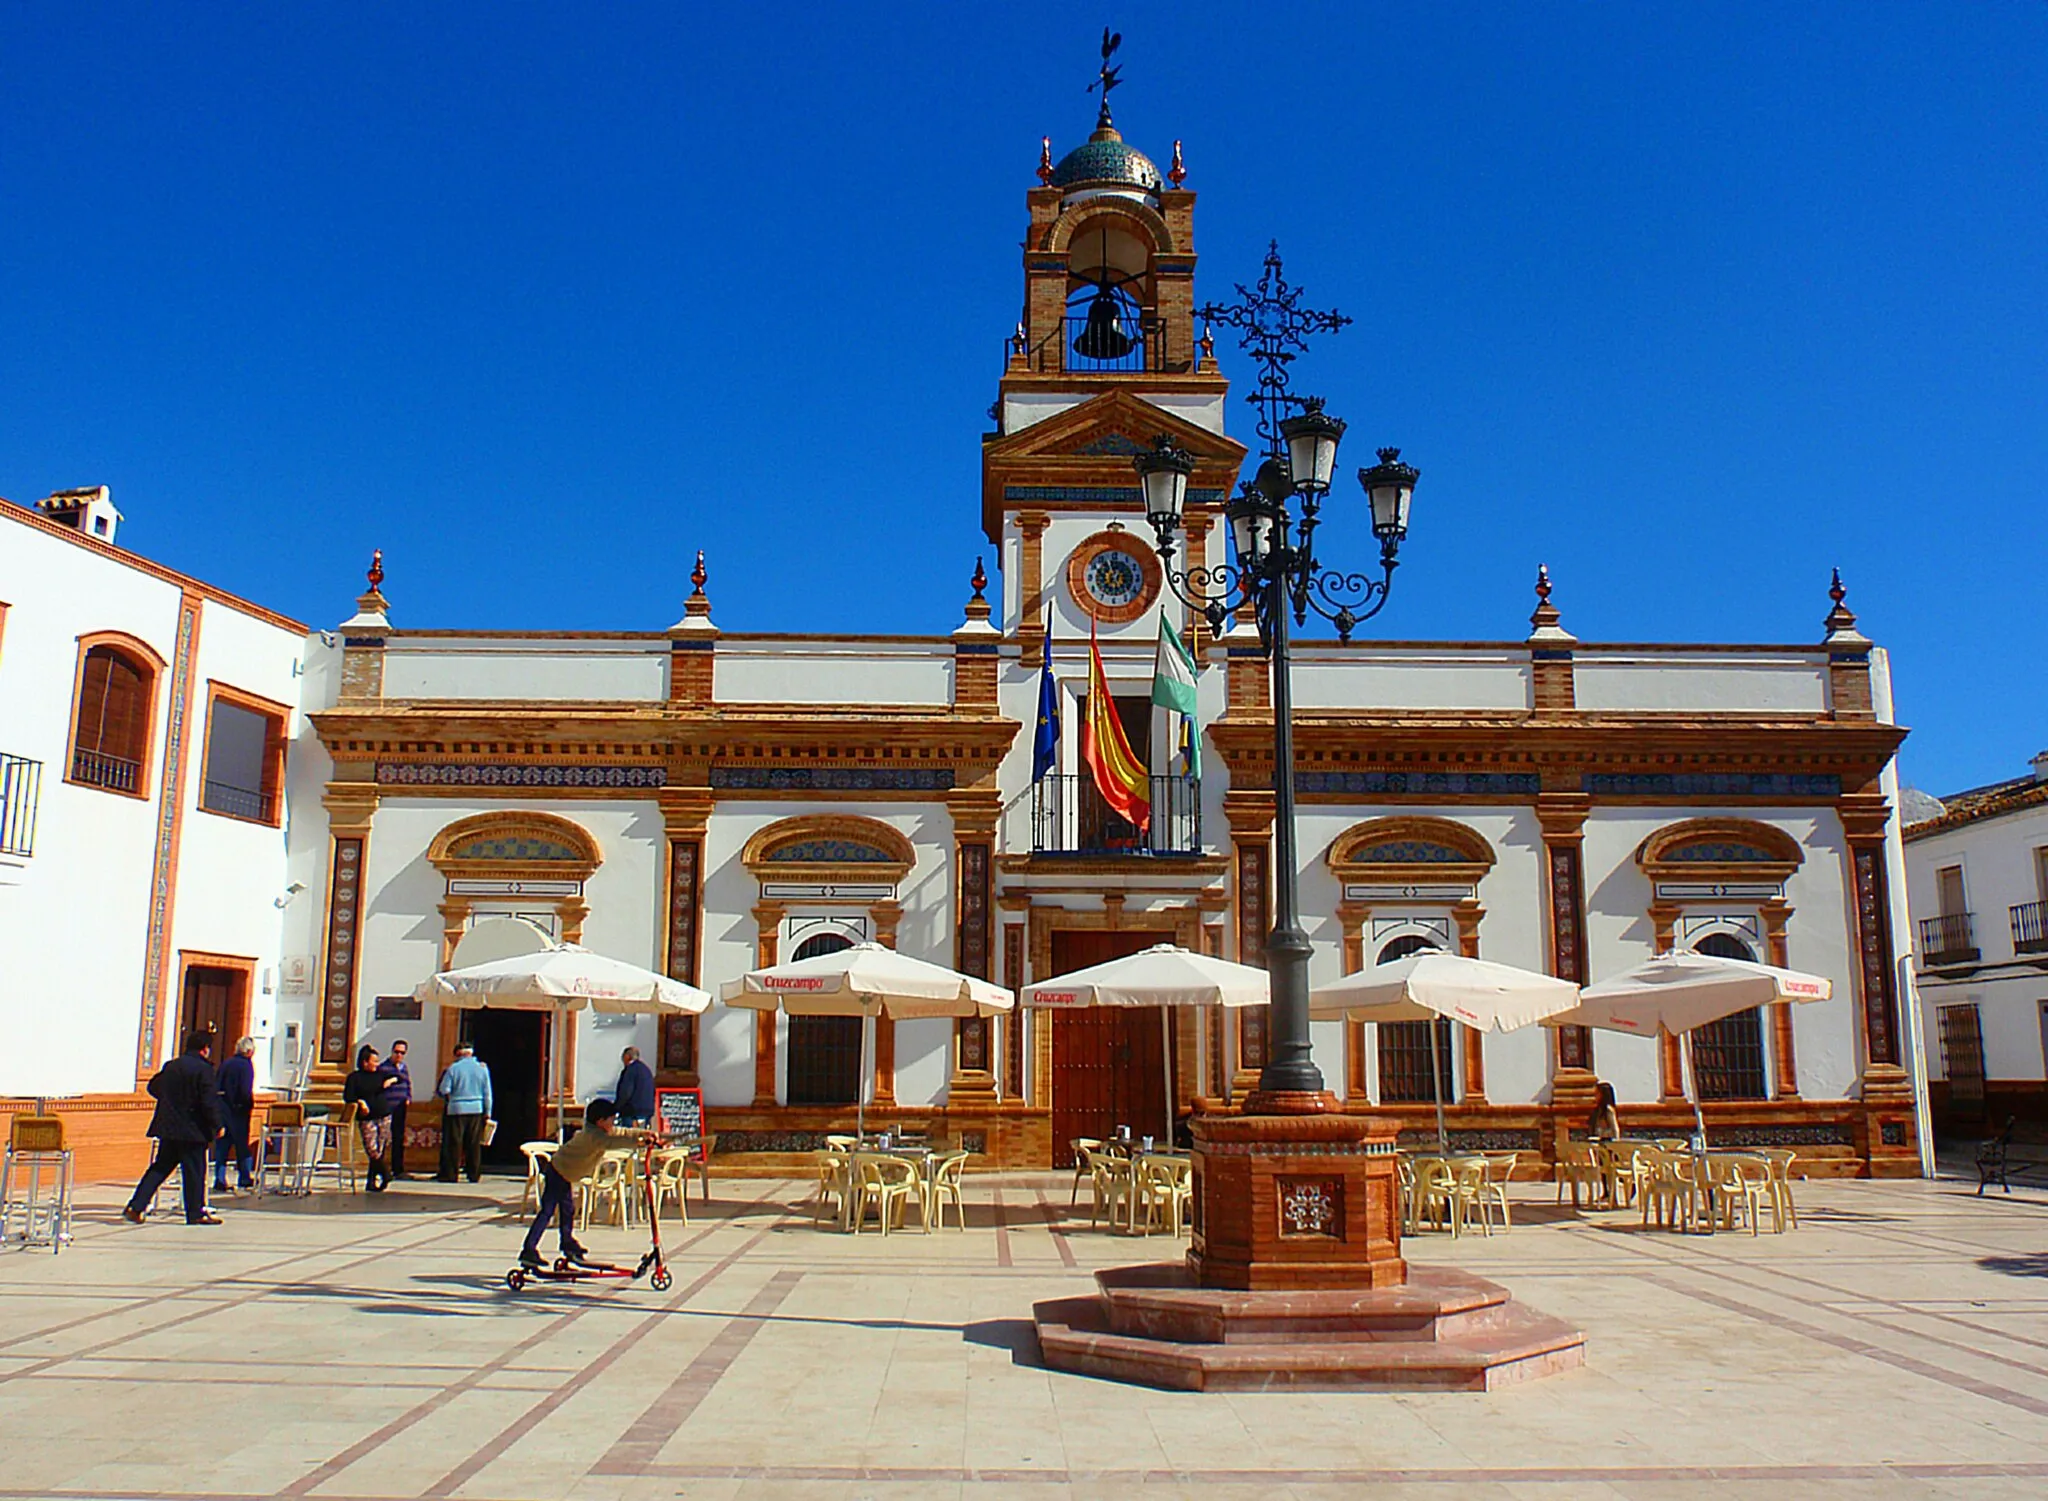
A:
[1197, 242, 1353, 459]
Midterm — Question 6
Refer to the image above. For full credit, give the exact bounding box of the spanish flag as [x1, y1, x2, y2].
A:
[1081, 620, 1151, 832]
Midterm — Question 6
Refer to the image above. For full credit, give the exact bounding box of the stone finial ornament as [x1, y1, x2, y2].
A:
[1528, 564, 1574, 643]
[970, 557, 988, 601]
[1822, 566, 1868, 644]
[367, 548, 385, 593]
[1198, 323, 1216, 365]
[1037, 136, 1055, 186]
[684, 549, 713, 618]
[1169, 139, 1186, 188]
[956, 556, 997, 638]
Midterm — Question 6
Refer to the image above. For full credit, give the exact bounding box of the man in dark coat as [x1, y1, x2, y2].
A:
[211, 1035, 258, 1194]
[377, 1038, 414, 1178]
[613, 1046, 656, 1127]
[123, 1029, 224, 1225]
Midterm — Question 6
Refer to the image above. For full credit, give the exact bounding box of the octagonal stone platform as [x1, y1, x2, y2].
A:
[1033, 1261, 1586, 1392]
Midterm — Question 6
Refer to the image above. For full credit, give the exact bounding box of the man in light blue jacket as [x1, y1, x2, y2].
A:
[435, 1043, 494, 1183]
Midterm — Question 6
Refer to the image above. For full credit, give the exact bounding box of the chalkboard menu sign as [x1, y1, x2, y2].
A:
[654, 1086, 705, 1162]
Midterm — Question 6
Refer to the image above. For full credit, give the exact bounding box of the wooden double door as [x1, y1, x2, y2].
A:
[1049, 929, 1176, 1168]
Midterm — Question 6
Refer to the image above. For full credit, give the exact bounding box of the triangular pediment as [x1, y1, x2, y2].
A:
[981, 390, 1246, 542]
[984, 389, 1246, 464]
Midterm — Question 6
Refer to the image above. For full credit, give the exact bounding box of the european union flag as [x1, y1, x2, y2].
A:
[1031, 626, 1059, 783]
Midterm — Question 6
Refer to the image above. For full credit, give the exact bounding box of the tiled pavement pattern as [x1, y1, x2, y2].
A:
[3, 1172, 2047, 1499]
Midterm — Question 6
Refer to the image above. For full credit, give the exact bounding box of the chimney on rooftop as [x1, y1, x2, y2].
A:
[2032, 750, 2048, 784]
[36, 485, 121, 545]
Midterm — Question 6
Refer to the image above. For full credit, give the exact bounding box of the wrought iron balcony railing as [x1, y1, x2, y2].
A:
[1028, 774, 1202, 857]
[1013, 317, 1171, 376]
[0, 754, 42, 858]
[71, 746, 140, 794]
[2012, 900, 2048, 957]
[202, 778, 277, 823]
[1917, 911, 1980, 968]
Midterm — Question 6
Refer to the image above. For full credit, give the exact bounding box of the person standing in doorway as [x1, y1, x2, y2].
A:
[212, 1036, 257, 1195]
[122, 1029, 224, 1226]
[613, 1045, 656, 1127]
[378, 1038, 414, 1179]
[436, 1042, 493, 1183]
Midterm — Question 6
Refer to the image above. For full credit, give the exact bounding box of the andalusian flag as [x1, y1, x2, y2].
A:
[1082, 621, 1151, 832]
[1151, 613, 1200, 778]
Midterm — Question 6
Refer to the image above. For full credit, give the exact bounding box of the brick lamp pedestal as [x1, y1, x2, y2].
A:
[1034, 1094, 1587, 1392]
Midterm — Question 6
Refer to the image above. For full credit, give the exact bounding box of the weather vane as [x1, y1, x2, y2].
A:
[1197, 242, 1353, 460]
[1087, 27, 1123, 127]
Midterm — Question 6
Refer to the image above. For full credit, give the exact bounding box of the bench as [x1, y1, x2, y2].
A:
[1977, 1117, 2048, 1194]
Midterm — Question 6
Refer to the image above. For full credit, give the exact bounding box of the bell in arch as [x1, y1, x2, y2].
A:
[1073, 284, 1135, 362]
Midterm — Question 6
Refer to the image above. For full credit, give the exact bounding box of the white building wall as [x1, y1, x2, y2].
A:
[162, 601, 308, 1081]
[1579, 806, 1859, 1104]
[1573, 653, 1829, 713]
[697, 802, 958, 1109]
[712, 640, 954, 707]
[381, 640, 668, 701]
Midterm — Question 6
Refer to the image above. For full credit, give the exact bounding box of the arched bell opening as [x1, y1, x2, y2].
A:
[1065, 218, 1158, 372]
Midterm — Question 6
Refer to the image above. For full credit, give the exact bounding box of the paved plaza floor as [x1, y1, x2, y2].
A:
[3, 1169, 2047, 1500]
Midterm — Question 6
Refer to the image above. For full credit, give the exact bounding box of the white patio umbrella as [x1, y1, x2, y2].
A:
[1022, 944, 1272, 1145]
[417, 945, 711, 1137]
[721, 943, 1012, 1136]
[1311, 953, 1581, 1153]
[1545, 950, 1832, 1145]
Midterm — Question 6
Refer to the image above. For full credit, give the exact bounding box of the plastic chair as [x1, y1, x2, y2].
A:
[1724, 1154, 1778, 1235]
[1640, 1150, 1705, 1232]
[1555, 1141, 1603, 1209]
[1474, 1153, 1517, 1232]
[812, 1149, 853, 1228]
[1069, 1138, 1104, 1205]
[926, 1149, 970, 1231]
[649, 1149, 692, 1225]
[1087, 1150, 1136, 1231]
[1759, 1148, 1799, 1229]
[1412, 1158, 1463, 1236]
[2, 1116, 74, 1252]
[582, 1151, 641, 1227]
[849, 1152, 924, 1235]
[1608, 1143, 1654, 1210]
[519, 1142, 558, 1213]
[1133, 1154, 1192, 1237]
[1396, 1157, 1419, 1232]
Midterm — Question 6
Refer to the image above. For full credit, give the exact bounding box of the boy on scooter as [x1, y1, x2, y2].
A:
[520, 1098, 649, 1269]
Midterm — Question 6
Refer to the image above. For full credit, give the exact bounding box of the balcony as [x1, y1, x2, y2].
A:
[2013, 901, 2048, 957]
[201, 778, 278, 824]
[1013, 316, 1172, 376]
[1, 754, 41, 858]
[1027, 774, 1202, 857]
[71, 746, 140, 794]
[1917, 911, 1980, 969]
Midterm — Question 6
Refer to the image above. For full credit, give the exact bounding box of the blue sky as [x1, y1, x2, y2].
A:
[3, 4, 2042, 796]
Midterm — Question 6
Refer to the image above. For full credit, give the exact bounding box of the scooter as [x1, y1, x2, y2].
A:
[505, 1137, 675, 1293]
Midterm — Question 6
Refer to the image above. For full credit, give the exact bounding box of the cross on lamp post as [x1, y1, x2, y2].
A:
[1137, 246, 1420, 1103]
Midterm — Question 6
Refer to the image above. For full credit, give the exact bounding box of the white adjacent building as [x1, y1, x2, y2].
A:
[0, 489, 316, 1177]
[1905, 753, 2048, 1134]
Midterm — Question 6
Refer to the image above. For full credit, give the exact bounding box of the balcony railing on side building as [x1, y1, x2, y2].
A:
[2012, 900, 2048, 957]
[201, 778, 277, 824]
[70, 746, 140, 795]
[1027, 774, 1201, 857]
[1917, 911, 1980, 968]
[0, 754, 42, 858]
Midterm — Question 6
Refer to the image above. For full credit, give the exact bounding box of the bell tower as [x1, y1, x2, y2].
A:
[982, 38, 1244, 646]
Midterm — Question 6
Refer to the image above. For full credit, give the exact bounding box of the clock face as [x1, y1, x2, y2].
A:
[1084, 549, 1147, 609]
[1066, 532, 1162, 624]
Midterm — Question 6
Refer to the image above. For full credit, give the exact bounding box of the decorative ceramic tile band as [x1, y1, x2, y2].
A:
[1194, 1139, 1396, 1158]
[1297, 771, 1541, 796]
[378, 763, 667, 788]
[711, 766, 955, 792]
[1584, 772, 1842, 798]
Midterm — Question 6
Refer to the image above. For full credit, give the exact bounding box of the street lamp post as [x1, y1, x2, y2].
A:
[1135, 413, 1417, 1103]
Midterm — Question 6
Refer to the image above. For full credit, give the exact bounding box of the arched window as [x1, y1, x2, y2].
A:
[69, 637, 161, 795]
[785, 932, 863, 1107]
[1375, 934, 1454, 1104]
[1690, 932, 1767, 1101]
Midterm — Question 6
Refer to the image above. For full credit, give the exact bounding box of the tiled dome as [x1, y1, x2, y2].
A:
[1049, 126, 1163, 195]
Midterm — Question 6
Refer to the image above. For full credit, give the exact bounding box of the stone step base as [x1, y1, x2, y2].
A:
[1033, 1263, 1586, 1393]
